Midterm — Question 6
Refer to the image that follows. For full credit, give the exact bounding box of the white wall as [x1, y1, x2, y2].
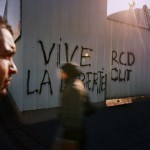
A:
[8, 0, 150, 111]
[10, 0, 107, 111]
[105, 20, 150, 98]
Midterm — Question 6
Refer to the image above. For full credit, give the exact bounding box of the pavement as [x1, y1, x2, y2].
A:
[21, 97, 150, 150]
[85, 97, 150, 150]
[3, 91, 150, 150]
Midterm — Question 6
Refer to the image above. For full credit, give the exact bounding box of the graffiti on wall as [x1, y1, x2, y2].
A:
[38, 39, 93, 67]
[111, 50, 135, 81]
[79, 69, 106, 94]
[26, 40, 136, 95]
[27, 39, 106, 95]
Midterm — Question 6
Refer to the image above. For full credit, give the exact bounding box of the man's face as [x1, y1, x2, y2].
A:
[0, 28, 17, 95]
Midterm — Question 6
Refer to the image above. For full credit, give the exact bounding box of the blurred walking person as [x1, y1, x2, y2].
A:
[53, 62, 94, 150]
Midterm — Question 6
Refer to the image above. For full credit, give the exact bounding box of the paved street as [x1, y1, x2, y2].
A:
[22, 97, 150, 150]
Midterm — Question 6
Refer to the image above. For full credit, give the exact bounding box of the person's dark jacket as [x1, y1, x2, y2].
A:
[59, 77, 89, 130]
[0, 92, 50, 150]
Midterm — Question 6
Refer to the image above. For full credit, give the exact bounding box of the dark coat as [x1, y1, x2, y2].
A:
[0, 93, 49, 150]
[59, 78, 89, 130]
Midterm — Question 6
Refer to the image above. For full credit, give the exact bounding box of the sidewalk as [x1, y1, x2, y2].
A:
[22, 97, 150, 150]
[4, 91, 150, 149]
[85, 97, 150, 150]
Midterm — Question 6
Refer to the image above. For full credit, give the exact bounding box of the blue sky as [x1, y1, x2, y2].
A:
[107, 0, 150, 15]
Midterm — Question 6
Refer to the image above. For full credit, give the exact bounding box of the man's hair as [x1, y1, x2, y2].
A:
[0, 16, 13, 35]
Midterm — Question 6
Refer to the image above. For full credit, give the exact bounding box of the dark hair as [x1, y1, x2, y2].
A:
[0, 16, 13, 35]
[60, 63, 81, 77]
